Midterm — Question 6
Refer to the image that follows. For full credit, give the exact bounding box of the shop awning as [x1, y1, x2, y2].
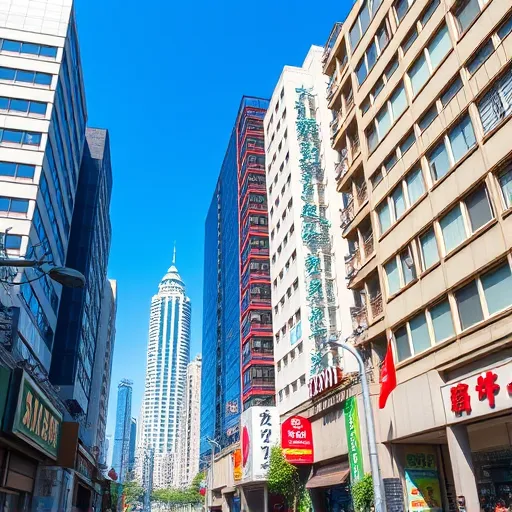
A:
[306, 463, 350, 489]
[222, 486, 236, 494]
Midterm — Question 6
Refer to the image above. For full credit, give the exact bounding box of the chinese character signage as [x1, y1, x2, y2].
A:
[404, 446, 443, 512]
[281, 416, 314, 464]
[344, 396, 363, 484]
[233, 449, 242, 481]
[441, 362, 512, 424]
[5, 370, 62, 459]
[309, 366, 343, 398]
[241, 406, 279, 482]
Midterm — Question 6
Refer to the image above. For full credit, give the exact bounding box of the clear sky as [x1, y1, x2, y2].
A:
[74, 0, 352, 446]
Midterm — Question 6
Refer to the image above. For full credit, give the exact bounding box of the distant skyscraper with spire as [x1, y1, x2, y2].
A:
[137, 248, 191, 488]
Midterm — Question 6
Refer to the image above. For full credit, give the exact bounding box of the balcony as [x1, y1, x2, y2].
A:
[241, 260, 270, 288]
[335, 149, 349, 181]
[362, 232, 374, 260]
[241, 238, 270, 265]
[340, 199, 354, 229]
[243, 378, 275, 395]
[241, 173, 266, 197]
[322, 22, 343, 69]
[350, 305, 368, 332]
[345, 249, 361, 281]
[242, 339, 274, 366]
[356, 181, 368, 206]
[241, 194, 267, 220]
[242, 285, 272, 311]
[240, 155, 265, 178]
[240, 137, 264, 157]
[370, 293, 383, 319]
[242, 313, 272, 339]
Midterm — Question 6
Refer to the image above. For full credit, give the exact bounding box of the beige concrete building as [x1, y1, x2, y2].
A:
[319, 0, 512, 510]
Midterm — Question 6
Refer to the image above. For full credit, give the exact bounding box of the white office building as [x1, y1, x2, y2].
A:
[173, 354, 201, 488]
[264, 46, 354, 415]
[138, 251, 191, 487]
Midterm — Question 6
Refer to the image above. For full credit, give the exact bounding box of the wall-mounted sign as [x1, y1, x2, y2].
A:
[290, 321, 302, 346]
[344, 396, 363, 484]
[241, 406, 279, 483]
[281, 416, 314, 464]
[441, 360, 512, 424]
[226, 400, 239, 415]
[5, 370, 62, 459]
[233, 449, 242, 481]
[309, 366, 343, 398]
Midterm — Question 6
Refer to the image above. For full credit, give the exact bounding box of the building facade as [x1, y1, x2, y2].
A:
[128, 417, 137, 475]
[112, 379, 133, 483]
[138, 254, 191, 487]
[174, 355, 202, 488]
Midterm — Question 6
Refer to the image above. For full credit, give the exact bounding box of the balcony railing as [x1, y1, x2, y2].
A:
[356, 182, 368, 206]
[242, 321, 272, 338]
[350, 305, 368, 332]
[243, 349, 274, 366]
[335, 150, 349, 180]
[350, 133, 361, 159]
[363, 233, 374, 259]
[345, 91, 355, 112]
[345, 249, 361, 281]
[340, 200, 354, 229]
[370, 293, 383, 319]
[323, 22, 343, 64]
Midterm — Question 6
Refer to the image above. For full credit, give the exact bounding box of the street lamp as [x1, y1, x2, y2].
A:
[0, 258, 86, 288]
[327, 340, 385, 512]
[205, 437, 221, 511]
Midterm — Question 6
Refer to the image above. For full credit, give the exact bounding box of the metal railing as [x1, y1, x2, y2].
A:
[340, 200, 355, 229]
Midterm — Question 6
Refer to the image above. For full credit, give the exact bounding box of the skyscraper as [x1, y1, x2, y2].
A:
[200, 97, 275, 460]
[138, 251, 191, 487]
[174, 355, 202, 488]
[128, 418, 137, 474]
[112, 379, 133, 483]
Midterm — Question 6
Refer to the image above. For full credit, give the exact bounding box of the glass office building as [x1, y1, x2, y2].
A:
[112, 379, 133, 483]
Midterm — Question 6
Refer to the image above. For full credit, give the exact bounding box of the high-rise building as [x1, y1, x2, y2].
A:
[128, 417, 137, 474]
[138, 251, 191, 487]
[201, 97, 275, 461]
[174, 355, 202, 488]
[50, 127, 113, 439]
[264, 47, 355, 416]
[112, 379, 133, 483]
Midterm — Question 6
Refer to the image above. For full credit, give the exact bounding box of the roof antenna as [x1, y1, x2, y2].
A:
[173, 241, 176, 265]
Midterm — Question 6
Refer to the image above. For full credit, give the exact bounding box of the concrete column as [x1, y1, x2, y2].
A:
[446, 425, 480, 511]
[263, 485, 268, 512]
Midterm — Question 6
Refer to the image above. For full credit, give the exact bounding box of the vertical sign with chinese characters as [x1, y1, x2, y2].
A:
[281, 416, 314, 464]
[241, 406, 279, 483]
[344, 396, 363, 484]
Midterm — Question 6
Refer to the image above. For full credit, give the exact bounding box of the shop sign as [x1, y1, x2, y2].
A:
[404, 446, 443, 512]
[344, 396, 363, 484]
[6, 370, 62, 459]
[241, 406, 279, 482]
[281, 416, 313, 464]
[232, 449, 242, 481]
[441, 360, 512, 424]
[309, 366, 343, 398]
[0, 366, 11, 423]
[76, 452, 94, 482]
[290, 321, 302, 346]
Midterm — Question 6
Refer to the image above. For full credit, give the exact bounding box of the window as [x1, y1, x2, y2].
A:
[478, 65, 512, 133]
[498, 13, 512, 40]
[0, 161, 35, 179]
[399, 130, 416, 156]
[384, 152, 398, 172]
[361, 96, 371, 115]
[440, 77, 463, 107]
[356, 59, 368, 85]
[385, 258, 400, 295]
[467, 39, 494, 75]
[402, 27, 418, 54]
[386, 245, 417, 296]
[400, 247, 417, 285]
[465, 186, 493, 232]
[428, 24, 452, 69]
[391, 184, 406, 220]
[420, 0, 440, 27]
[367, 125, 378, 153]
[410, 55, 430, 96]
[449, 115, 476, 162]
[349, 0, 383, 50]
[390, 85, 407, 119]
[430, 300, 455, 342]
[419, 228, 439, 270]
[0, 196, 29, 215]
[376, 107, 392, 136]
[395, 0, 414, 23]
[498, 163, 512, 209]
[0, 39, 58, 59]
[2, 233, 22, 250]
[440, 204, 466, 253]
[377, 201, 391, 233]
[409, 313, 431, 354]
[418, 105, 438, 131]
[406, 167, 425, 204]
[395, 326, 411, 361]
[456, 280, 484, 329]
[384, 56, 399, 80]
[0, 66, 52, 87]
[453, 0, 481, 35]
[0, 97, 45, 116]
[0, 129, 41, 147]
[428, 141, 451, 181]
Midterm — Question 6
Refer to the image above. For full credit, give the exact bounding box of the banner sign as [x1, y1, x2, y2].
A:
[344, 396, 363, 483]
[281, 416, 314, 464]
[309, 366, 343, 398]
[241, 406, 279, 482]
[233, 449, 242, 481]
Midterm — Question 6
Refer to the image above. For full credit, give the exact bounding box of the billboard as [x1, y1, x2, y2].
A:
[281, 416, 314, 464]
[241, 406, 279, 482]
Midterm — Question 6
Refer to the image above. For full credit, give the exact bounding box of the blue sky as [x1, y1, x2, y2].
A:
[74, 0, 352, 444]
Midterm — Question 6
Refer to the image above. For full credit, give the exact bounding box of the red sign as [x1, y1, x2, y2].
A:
[308, 367, 343, 398]
[281, 416, 314, 464]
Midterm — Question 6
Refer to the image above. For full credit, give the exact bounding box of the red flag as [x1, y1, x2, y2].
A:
[379, 341, 397, 409]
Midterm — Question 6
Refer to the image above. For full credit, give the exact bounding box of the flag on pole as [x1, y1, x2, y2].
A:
[379, 340, 397, 409]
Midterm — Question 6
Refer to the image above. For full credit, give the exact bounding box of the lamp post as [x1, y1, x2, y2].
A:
[328, 341, 386, 512]
[0, 258, 86, 288]
[205, 437, 221, 512]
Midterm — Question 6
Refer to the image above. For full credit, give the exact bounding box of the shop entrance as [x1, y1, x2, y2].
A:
[74, 483, 91, 512]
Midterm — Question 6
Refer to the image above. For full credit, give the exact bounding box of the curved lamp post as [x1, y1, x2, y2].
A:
[0, 258, 86, 288]
[328, 340, 386, 512]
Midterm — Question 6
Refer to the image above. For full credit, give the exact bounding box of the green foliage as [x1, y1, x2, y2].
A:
[151, 473, 205, 505]
[267, 446, 310, 512]
[352, 473, 374, 512]
[122, 477, 144, 510]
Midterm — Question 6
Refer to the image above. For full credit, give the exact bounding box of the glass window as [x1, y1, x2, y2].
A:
[0, 97, 8, 110]
[400, 248, 417, 284]
[367, 42, 378, 71]
[371, 170, 384, 188]
[430, 300, 455, 342]
[403, 27, 418, 53]
[456, 280, 484, 329]
[2, 40, 22, 53]
[360, 3, 371, 33]
[10, 198, 29, 213]
[428, 25, 452, 69]
[395, 326, 411, 361]
[410, 313, 431, 353]
[34, 72, 52, 86]
[395, 0, 411, 22]
[440, 204, 466, 252]
[421, 0, 440, 26]
[29, 101, 47, 115]
[498, 166, 512, 209]
[23, 132, 41, 146]
[410, 54, 430, 95]
[467, 39, 494, 75]
[21, 42, 39, 55]
[440, 77, 463, 107]
[498, 13, 512, 40]
[377, 24, 389, 51]
[10, 99, 29, 112]
[4, 234, 22, 249]
[0, 67, 15, 81]
[392, 185, 406, 219]
[2, 130, 23, 144]
[454, 0, 481, 34]
[350, 23, 361, 50]
[0, 162, 16, 177]
[400, 131, 416, 155]
[391, 84, 407, 119]
[465, 186, 493, 232]
[418, 105, 438, 131]
[385, 258, 400, 295]
[481, 263, 512, 315]
[16, 70, 34, 83]
[356, 59, 368, 85]
[377, 106, 392, 137]
[17, 164, 35, 178]
[367, 126, 378, 153]
[40, 46, 58, 58]
[406, 168, 425, 204]
[449, 115, 476, 162]
[372, 78, 385, 100]
[384, 152, 398, 172]
[361, 97, 371, 115]
[377, 201, 392, 233]
[428, 141, 451, 181]
[0, 197, 9, 211]
[477, 66, 512, 134]
[385, 56, 399, 80]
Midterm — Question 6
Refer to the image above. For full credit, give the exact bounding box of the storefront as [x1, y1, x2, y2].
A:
[307, 460, 353, 512]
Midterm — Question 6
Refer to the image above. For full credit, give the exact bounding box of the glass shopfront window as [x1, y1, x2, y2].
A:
[324, 483, 354, 512]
